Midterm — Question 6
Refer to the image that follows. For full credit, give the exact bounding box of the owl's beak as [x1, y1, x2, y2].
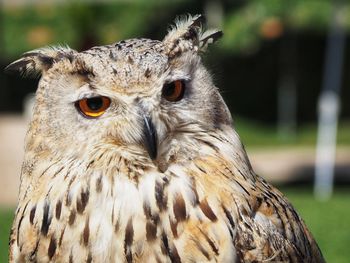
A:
[142, 116, 157, 160]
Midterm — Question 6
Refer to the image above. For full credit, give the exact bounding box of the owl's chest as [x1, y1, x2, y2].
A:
[12, 167, 236, 263]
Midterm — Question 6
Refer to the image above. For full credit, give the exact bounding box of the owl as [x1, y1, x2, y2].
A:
[6, 15, 324, 263]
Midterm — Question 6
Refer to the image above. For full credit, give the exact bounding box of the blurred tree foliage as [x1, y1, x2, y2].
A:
[2, 0, 349, 57]
[220, 0, 348, 53]
[2, 1, 183, 56]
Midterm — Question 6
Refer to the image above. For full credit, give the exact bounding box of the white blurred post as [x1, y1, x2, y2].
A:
[314, 3, 345, 201]
[315, 91, 340, 200]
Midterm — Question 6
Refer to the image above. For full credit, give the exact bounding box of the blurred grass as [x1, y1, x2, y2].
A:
[235, 118, 350, 147]
[0, 187, 349, 261]
[0, 208, 14, 263]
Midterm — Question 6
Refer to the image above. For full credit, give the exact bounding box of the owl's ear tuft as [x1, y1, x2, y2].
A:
[199, 29, 223, 51]
[5, 46, 75, 78]
[163, 14, 223, 58]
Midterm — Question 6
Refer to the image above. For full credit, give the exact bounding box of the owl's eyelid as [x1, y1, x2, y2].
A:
[74, 93, 110, 102]
[72, 83, 109, 102]
[165, 73, 191, 83]
[164, 78, 191, 86]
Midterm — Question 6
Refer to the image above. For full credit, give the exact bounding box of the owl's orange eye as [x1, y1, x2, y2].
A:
[162, 80, 186, 102]
[75, 96, 111, 118]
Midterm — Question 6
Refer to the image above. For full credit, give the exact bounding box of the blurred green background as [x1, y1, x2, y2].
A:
[0, 0, 349, 262]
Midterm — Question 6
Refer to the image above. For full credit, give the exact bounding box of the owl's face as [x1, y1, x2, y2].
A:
[7, 15, 231, 169]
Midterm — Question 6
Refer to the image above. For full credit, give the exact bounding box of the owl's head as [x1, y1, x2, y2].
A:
[6, 15, 232, 170]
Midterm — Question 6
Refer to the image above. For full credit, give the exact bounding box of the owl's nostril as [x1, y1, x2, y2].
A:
[142, 115, 157, 160]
